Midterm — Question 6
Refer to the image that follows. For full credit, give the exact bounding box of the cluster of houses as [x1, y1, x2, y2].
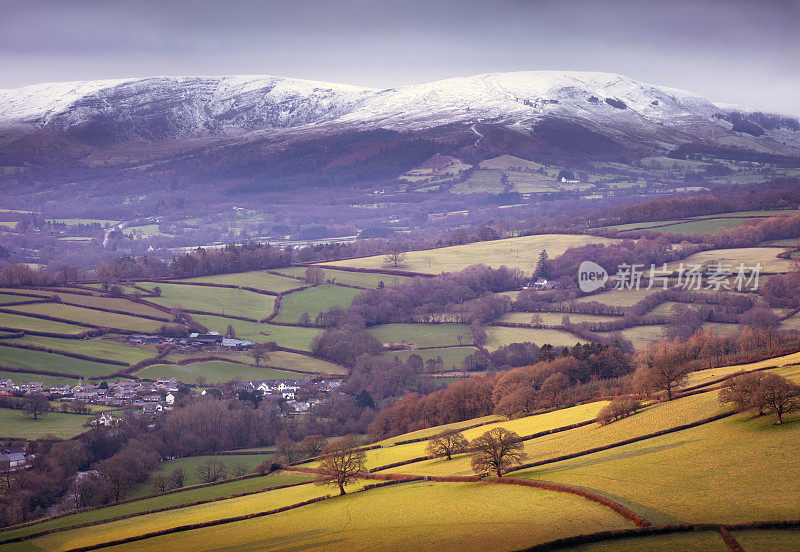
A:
[521, 277, 556, 291]
[125, 331, 255, 349]
[0, 377, 179, 415]
[231, 378, 342, 413]
[1, 374, 346, 417]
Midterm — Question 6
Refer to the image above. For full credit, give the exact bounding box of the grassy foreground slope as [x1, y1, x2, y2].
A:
[0, 472, 311, 545]
[514, 410, 800, 525]
[61, 482, 633, 552]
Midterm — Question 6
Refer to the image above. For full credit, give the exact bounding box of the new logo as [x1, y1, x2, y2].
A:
[578, 261, 608, 293]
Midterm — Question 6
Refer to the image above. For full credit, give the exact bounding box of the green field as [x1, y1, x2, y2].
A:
[6, 303, 161, 333]
[273, 285, 360, 324]
[484, 326, 584, 350]
[575, 288, 661, 307]
[192, 315, 320, 351]
[58, 481, 633, 552]
[179, 271, 301, 293]
[9, 335, 158, 364]
[133, 361, 303, 384]
[46, 218, 120, 226]
[146, 283, 274, 319]
[0, 346, 122, 378]
[0, 407, 89, 439]
[381, 346, 478, 369]
[643, 217, 759, 236]
[326, 234, 619, 274]
[122, 224, 164, 237]
[367, 323, 472, 348]
[127, 453, 278, 497]
[162, 349, 345, 375]
[274, 266, 410, 288]
[596, 325, 666, 349]
[500, 312, 621, 325]
[0, 311, 86, 334]
[0, 294, 38, 304]
[48, 293, 167, 318]
[0, 369, 80, 388]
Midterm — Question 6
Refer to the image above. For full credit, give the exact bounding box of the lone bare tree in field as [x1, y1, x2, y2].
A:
[250, 343, 270, 366]
[24, 394, 50, 420]
[315, 436, 366, 495]
[470, 427, 528, 477]
[383, 245, 407, 268]
[304, 266, 324, 285]
[426, 429, 469, 460]
[758, 373, 800, 424]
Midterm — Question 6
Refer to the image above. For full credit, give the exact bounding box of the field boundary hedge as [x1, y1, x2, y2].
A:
[261, 294, 281, 322]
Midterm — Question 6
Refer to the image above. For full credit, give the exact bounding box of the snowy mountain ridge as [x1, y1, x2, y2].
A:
[0, 71, 798, 160]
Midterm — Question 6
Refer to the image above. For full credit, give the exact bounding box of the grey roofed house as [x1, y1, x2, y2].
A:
[221, 338, 255, 348]
[188, 331, 222, 344]
[0, 450, 27, 469]
[142, 404, 163, 414]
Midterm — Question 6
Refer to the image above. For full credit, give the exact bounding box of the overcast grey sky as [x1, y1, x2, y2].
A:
[1, 0, 798, 114]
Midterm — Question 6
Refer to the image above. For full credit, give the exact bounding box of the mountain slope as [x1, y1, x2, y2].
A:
[0, 71, 798, 177]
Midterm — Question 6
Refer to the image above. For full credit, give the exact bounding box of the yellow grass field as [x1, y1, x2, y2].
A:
[681, 351, 800, 388]
[23, 482, 343, 552]
[326, 234, 619, 274]
[382, 391, 726, 478]
[81, 482, 634, 552]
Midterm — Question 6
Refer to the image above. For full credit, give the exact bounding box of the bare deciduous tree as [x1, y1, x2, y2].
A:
[314, 436, 366, 495]
[383, 248, 407, 268]
[24, 394, 50, 420]
[299, 434, 327, 459]
[195, 459, 227, 483]
[305, 266, 325, 285]
[425, 429, 469, 460]
[469, 427, 527, 477]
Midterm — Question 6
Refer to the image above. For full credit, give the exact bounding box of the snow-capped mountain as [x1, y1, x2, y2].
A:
[0, 71, 798, 167]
